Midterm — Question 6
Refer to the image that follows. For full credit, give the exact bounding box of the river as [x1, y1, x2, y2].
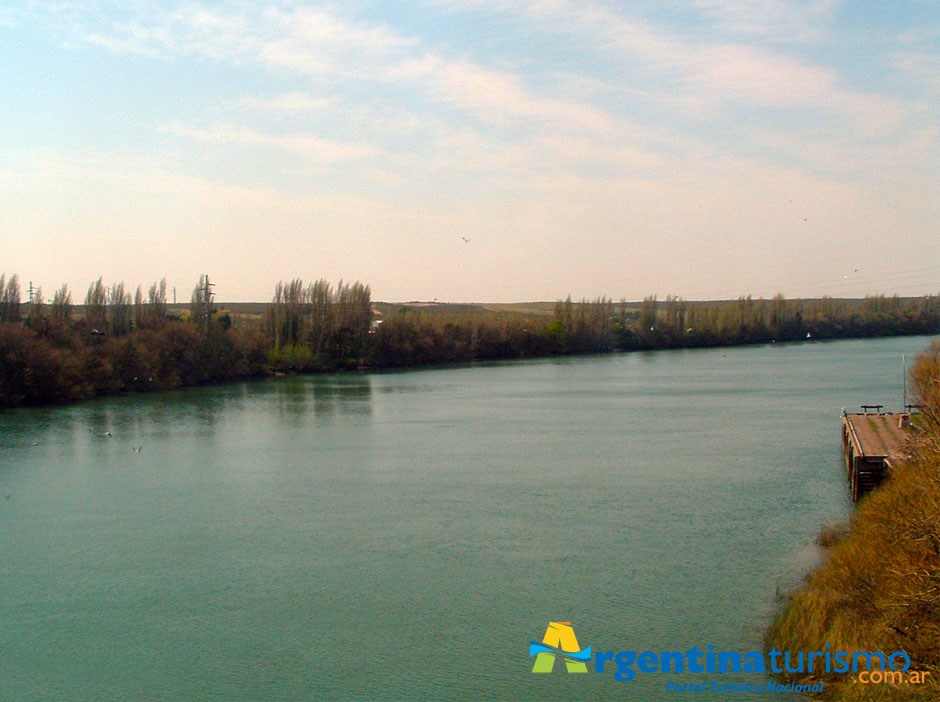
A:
[0, 335, 935, 700]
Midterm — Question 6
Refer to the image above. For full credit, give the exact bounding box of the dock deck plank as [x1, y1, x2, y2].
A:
[844, 413, 909, 460]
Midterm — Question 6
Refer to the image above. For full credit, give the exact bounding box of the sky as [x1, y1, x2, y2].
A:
[1, 1, 938, 303]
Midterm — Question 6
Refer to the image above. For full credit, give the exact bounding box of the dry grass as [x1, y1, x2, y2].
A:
[815, 522, 850, 549]
[767, 425, 940, 700]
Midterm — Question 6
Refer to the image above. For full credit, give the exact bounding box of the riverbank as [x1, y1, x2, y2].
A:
[766, 342, 940, 701]
[4, 321, 940, 411]
[2, 277, 938, 409]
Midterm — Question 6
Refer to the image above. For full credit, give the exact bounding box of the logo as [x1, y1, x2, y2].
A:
[526, 623, 924, 692]
[529, 622, 592, 673]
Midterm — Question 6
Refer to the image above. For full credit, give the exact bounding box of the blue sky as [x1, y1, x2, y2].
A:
[1, 1, 938, 302]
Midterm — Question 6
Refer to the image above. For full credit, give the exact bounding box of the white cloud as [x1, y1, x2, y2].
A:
[165, 123, 380, 163]
[237, 92, 335, 114]
[423, 0, 911, 135]
[43, 2, 416, 76]
[392, 55, 618, 132]
[690, 0, 841, 43]
[750, 125, 940, 183]
[890, 47, 940, 98]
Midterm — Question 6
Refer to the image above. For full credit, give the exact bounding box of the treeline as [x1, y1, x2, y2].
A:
[263, 279, 372, 371]
[542, 292, 940, 354]
[766, 343, 940, 700]
[0, 274, 268, 407]
[367, 293, 939, 368]
[1, 271, 938, 408]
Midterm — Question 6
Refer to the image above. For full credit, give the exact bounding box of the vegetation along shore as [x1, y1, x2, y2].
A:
[767, 342, 940, 700]
[1, 272, 938, 409]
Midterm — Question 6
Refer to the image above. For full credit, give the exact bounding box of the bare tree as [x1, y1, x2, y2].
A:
[51, 284, 72, 321]
[85, 277, 107, 331]
[134, 285, 144, 328]
[110, 282, 131, 335]
[0, 274, 22, 322]
[27, 286, 45, 326]
[190, 275, 215, 330]
[148, 279, 168, 322]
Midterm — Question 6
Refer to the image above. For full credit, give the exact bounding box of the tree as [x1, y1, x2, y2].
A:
[189, 275, 215, 331]
[51, 284, 72, 322]
[911, 341, 940, 429]
[110, 281, 131, 335]
[85, 277, 107, 331]
[134, 286, 144, 329]
[637, 295, 657, 345]
[26, 286, 45, 328]
[148, 279, 168, 322]
[0, 274, 21, 322]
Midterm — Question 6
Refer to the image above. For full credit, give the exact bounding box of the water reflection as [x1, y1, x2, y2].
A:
[271, 374, 373, 425]
[76, 386, 241, 447]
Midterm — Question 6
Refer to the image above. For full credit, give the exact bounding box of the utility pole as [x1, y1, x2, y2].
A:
[203, 274, 215, 326]
[27, 280, 33, 315]
[903, 354, 907, 413]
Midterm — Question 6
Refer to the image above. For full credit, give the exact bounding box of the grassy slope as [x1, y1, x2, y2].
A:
[767, 431, 940, 699]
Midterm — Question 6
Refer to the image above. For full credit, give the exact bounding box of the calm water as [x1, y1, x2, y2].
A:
[0, 335, 935, 701]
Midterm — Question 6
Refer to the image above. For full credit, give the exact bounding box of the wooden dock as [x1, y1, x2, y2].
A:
[841, 409, 912, 501]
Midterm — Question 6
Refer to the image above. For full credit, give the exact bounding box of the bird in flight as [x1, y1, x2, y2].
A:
[133, 446, 142, 454]
[461, 237, 471, 243]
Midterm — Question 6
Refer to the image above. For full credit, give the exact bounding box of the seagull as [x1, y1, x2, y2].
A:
[31, 442, 39, 446]
[3, 494, 10, 500]
[461, 237, 471, 243]
[133, 446, 142, 454]
[104, 431, 112, 438]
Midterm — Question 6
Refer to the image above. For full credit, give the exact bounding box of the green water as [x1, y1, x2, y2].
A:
[0, 335, 935, 701]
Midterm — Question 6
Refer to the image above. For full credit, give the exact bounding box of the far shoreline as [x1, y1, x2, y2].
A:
[4, 330, 938, 414]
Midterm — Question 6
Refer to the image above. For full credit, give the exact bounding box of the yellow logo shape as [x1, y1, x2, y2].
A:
[531, 622, 589, 673]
